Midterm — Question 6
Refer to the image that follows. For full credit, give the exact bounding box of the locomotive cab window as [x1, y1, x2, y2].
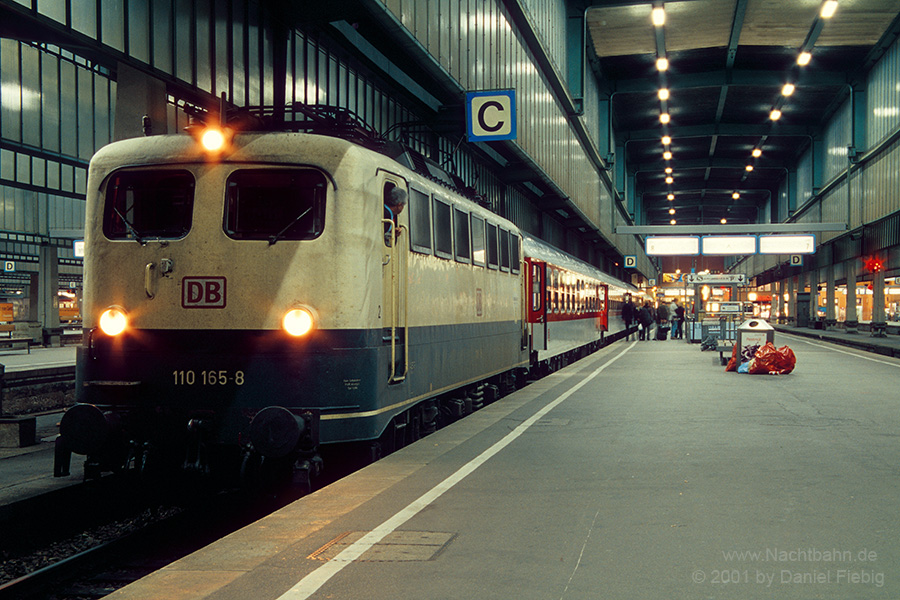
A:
[499, 228, 510, 272]
[224, 169, 326, 241]
[510, 234, 521, 274]
[104, 169, 195, 240]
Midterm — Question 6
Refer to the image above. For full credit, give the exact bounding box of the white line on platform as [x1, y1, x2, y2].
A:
[784, 334, 900, 368]
[276, 341, 639, 600]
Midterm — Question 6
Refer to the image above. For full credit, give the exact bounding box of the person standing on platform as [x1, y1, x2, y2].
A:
[656, 300, 670, 340]
[672, 298, 685, 339]
[638, 301, 654, 341]
[622, 295, 636, 340]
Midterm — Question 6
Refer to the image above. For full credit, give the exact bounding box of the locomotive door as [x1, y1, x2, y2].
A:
[381, 176, 408, 383]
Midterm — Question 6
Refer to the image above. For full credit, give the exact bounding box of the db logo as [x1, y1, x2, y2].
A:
[182, 277, 226, 308]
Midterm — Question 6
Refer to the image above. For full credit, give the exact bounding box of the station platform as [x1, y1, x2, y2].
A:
[102, 332, 899, 600]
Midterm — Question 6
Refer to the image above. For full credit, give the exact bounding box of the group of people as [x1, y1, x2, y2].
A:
[621, 295, 685, 341]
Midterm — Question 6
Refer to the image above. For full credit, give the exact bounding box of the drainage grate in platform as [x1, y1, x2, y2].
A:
[308, 531, 456, 562]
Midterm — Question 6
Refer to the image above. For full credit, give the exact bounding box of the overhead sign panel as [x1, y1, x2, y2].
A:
[758, 234, 816, 254]
[466, 90, 517, 142]
[701, 235, 757, 255]
[684, 273, 747, 285]
[645, 236, 700, 256]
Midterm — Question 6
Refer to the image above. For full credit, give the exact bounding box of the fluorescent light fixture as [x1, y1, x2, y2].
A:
[770, 109, 782, 120]
[701, 235, 757, 255]
[663, 151, 672, 160]
[821, 1, 838, 19]
[652, 7, 666, 26]
[656, 57, 669, 71]
[658, 88, 670, 101]
[752, 148, 762, 158]
[732, 192, 740, 199]
[798, 51, 812, 66]
[668, 208, 676, 215]
[665, 176, 674, 184]
[758, 234, 816, 254]
[667, 193, 675, 200]
[646, 236, 700, 256]
[721, 218, 727, 224]
[665, 167, 673, 174]
[670, 219, 677, 225]
[782, 83, 795, 96]
[745, 164, 754, 172]
[661, 135, 671, 145]
[660, 112, 671, 124]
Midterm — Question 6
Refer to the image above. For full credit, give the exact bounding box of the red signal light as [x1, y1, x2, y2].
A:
[865, 258, 884, 273]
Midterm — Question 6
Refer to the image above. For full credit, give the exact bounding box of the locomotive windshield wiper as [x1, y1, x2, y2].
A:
[268, 206, 311, 246]
[113, 206, 145, 244]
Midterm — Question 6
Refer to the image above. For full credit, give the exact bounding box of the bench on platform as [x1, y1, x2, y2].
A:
[0, 336, 30, 354]
[717, 342, 734, 365]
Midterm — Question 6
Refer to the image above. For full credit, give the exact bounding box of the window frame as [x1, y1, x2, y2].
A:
[453, 206, 471, 264]
[432, 195, 453, 260]
[486, 222, 499, 270]
[408, 186, 433, 254]
[471, 214, 486, 267]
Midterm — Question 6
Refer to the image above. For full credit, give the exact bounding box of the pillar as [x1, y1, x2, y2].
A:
[871, 266, 887, 337]
[39, 244, 61, 345]
[845, 259, 858, 333]
[825, 264, 836, 329]
[809, 270, 818, 327]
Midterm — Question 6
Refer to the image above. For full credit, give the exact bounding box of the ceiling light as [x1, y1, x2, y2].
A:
[745, 165, 754, 172]
[665, 166, 673, 174]
[656, 57, 669, 71]
[721, 218, 728, 224]
[665, 176, 674, 184]
[663, 151, 672, 160]
[752, 148, 762, 158]
[732, 192, 740, 199]
[652, 7, 666, 26]
[770, 109, 782, 120]
[660, 113, 671, 124]
[782, 83, 796, 96]
[662, 136, 672, 145]
[669, 208, 676, 215]
[658, 88, 670, 101]
[821, 1, 838, 19]
[797, 51, 812, 66]
[670, 219, 677, 225]
[667, 193, 675, 200]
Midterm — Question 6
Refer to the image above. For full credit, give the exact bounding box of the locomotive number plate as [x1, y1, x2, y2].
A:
[173, 370, 245, 386]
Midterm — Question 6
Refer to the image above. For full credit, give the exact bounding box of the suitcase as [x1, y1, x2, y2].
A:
[656, 326, 669, 340]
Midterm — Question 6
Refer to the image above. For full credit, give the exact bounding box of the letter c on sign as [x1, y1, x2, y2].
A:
[477, 101, 505, 133]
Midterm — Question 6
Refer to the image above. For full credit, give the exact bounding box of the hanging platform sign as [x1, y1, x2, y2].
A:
[466, 90, 517, 142]
[684, 273, 747, 285]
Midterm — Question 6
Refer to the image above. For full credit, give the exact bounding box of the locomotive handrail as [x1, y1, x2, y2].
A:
[391, 224, 409, 384]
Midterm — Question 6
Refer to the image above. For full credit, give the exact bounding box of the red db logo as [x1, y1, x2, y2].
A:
[182, 277, 226, 308]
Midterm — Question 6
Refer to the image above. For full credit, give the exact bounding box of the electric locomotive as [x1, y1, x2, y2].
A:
[55, 108, 529, 487]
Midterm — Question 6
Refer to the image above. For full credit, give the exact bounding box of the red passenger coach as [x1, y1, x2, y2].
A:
[523, 235, 632, 369]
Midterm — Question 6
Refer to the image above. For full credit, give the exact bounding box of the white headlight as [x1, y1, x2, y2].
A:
[283, 308, 315, 337]
[99, 307, 128, 336]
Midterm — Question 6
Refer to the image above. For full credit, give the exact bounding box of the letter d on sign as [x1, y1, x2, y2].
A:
[182, 277, 227, 308]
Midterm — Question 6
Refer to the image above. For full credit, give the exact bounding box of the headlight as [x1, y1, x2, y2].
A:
[283, 307, 315, 337]
[200, 127, 226, 151]
[99, 307, 128, 336]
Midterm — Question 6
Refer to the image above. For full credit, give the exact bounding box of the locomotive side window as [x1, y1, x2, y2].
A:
[471, 215, 486, 266]
[104, 170, 195, 240]
[499, 228, 510, 272]
[409, 187, 432, 254]
[224, 169, 325, 241]
[433, 197, 453, 259]
[486, 223, 499, 269]
[510, 234, 521, 274]
[453, 207, 471, 263]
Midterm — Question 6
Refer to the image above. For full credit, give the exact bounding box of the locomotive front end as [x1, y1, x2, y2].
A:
[56, 131, 377, 488]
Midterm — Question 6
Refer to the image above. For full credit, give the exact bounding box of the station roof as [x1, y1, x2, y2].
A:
[586, 0, 900, 226]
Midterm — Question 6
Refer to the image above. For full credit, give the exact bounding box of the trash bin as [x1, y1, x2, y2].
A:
[736, 319, 774, 363]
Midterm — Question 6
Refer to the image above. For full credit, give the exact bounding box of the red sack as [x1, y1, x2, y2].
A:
[747, 342, 796, 375]
[725, 343, 738, 372]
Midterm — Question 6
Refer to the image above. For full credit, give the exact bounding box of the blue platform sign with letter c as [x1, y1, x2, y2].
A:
[466, 90, 517, 142]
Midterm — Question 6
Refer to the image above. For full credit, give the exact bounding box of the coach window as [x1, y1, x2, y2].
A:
[453, 207, 471, 263]
[104, 169, 195, 240]
[531, 264, 542, 312]
[223, 169, 326, 241]
[433, 197, 453, 259]
[499, 228, 510, 272]
[486, 223, 499, 269]
[471, 215, 486, 266]
[408, 187, 432, 253]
